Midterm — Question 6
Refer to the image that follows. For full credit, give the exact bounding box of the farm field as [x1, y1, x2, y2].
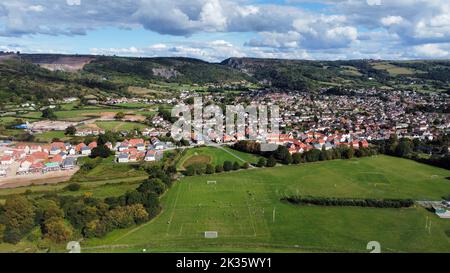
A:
[70, 156, 147, 182]
[81, 155, 450, 253]
[372, 62, 419, 76]
[176, 146, 262, 170]
[18, 109, 143, 122]
[94, 121, 147, 132]
[34, 130, 68, 142]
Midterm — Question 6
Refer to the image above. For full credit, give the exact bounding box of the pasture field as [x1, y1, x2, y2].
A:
[70, 156, 147, 182]
[176, 146, 261, 170]
[372, 62, 419, 76]
[15, 105, 149, 123]
[82, 156, 450, 253]
[113, 102, 150, 109]
[34, 130, 68, 142]
[94, 121, 147, 132]
[60, 180, 142, 199]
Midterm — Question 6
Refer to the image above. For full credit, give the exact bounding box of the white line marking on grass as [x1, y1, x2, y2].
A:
[272, 207, 276, 223]
[246, 201, 257, 236]
[166, 182, 183, 235]
[217, 146, 256, 168]
[179, 224, 184, 236]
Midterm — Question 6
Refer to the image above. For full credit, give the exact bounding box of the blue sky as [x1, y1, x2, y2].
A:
[1, 0, 450, 61]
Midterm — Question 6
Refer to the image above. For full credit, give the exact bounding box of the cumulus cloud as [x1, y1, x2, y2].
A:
[66, 0, 81, 6]
[412, 43, 449, 58]
[1, 0, 450, 60]
[90, 40, 246, 62]
[247, 14, 357, 50]
[380, 16, 403, 26]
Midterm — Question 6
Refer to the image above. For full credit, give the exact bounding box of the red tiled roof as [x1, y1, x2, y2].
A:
[88, 142, 98, 149]
[1, 155, 12, 161]
[129, 138, 144, 147]
[31, 151, 48, 160]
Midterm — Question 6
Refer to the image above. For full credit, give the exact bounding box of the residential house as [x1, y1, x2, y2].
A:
[117, 153, 129, 163]
[62, 157, 77, 170]
[81, 146, 91, 156]
[1, 155, 13, 165]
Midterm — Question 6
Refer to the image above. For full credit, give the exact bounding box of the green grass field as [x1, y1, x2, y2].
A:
[70, 157, 147, 182]
[34, 130, 68, 142]
[81, 156, 450, 253]
[372, 62, 422, 76]
[176, 146, 261, 170]
[114, 103, 150, 109]
[17, 108, 140, 122]
[94, 121, 147, 132]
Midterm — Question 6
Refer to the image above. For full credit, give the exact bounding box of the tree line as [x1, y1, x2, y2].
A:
[372, 134, 450, 170]
[232, 140, 379, 166]
[282, 196, 414, 208]
[0, 163, 176, 245]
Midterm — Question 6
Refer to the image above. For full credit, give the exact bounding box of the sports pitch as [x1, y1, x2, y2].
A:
[176, 146, 261, 170]
[84, 155, 450, 253]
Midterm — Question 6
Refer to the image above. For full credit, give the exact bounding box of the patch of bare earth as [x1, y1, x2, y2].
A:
[0, 167, 79, 189]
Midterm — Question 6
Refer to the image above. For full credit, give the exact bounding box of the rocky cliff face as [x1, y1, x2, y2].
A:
[0, 53, 95, 71]
[20, 54, 95, 72]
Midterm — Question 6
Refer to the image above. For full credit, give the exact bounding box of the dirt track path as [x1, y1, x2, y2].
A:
[0, 167, 79, 189]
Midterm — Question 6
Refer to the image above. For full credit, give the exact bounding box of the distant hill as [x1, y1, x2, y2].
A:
[221, 57, 450, 92]
[0, 53, 449, 104]
[83, 56, 249, 84]
[0, 54, 127, 104]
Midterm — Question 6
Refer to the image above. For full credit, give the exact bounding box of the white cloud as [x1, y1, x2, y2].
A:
[380, 16, 403, 26]
[67, 0, 81, 6]
[89, 40, 246, 62]
[2, 0, 450, 60]
[413, 43, 449, 58]
[149, 43, 167, 50]
[28, 5, 45, 12]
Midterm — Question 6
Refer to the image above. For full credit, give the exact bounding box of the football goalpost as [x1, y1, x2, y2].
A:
[207, 180, 217, 185]
[204, 231, 218, 238]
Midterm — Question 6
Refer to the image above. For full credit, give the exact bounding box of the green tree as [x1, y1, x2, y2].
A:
[266, 156, 276, 167]
[395, 139, 412, 158]
[185, 165, 196, 176]
[127, 204, 149, 224]
[257, 157, 266, 167]
[34, 199, 63, 227]
[3, 196, 35, 244]
[115, 112, 125, 120]
[305, 149, 321, 162]
[90, 145, 112, 158]
[65, 183, 81, 192]
[42, 108, 57, 120]
[223, 161, 233, 172]
[292, 153, 302, 164]
[274, 145, 290, 163]
[65, 125, 76, 136]
[205, 164, 215, 174]
[342, 148, 355, 159]
[43, 218, 73, 243]
[233, 161, 240, 171]
[83, 219, 110, 238]
[215, 165, 223, 173]
[137, 178, 167, 195]
[388, 134, 399, 154]
[97, 132, 117, 145]
[282, 153, 293, 165]
[241, 162, 250, 169]
[0, 224, 5, 243]
[105, 206, 135, 229]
